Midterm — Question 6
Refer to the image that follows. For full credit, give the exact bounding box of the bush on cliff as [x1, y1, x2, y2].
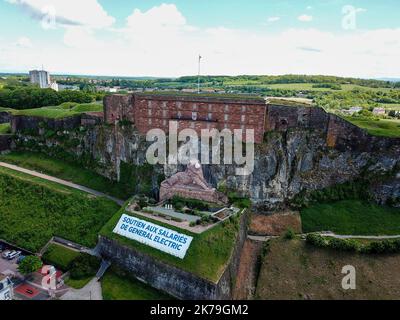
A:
[306, 233, 400, 254]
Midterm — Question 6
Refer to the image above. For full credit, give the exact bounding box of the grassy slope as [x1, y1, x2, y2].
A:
[0, 123, 10, 134]
[14, 103, 103, 119]
[102, 269, 172, 300]
[100, 208, 241, 282]
[0, 166, 120, 252]
[344, 117, 400, 138]
[42, 243, 80, 271]
[0, 151, 130, 200]
[301, 200, 400, 235]
[256, 238, 400, 300]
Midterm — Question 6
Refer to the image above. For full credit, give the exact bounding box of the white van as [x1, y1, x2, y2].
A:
[7, 251, 21, 260]
[1, 251, 11, 259]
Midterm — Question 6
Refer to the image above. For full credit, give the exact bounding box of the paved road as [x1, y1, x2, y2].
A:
[0, 161, 124, 206]
[60, 278, 103, 301]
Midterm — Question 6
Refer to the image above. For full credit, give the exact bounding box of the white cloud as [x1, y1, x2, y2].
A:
[298, 14, 313, 22]
[306, 6, 312, 10]
[267, 16, 280, 23]
[1, 3, 399, 78]
[6, 0, 115, 28]
[15, 36, 32, 48]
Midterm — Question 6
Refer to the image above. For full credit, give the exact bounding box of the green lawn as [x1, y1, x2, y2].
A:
[42, 243, 80, 271]
[0, 123, 10, 134]
[0, 151, 131, 200]
[344, 117, 400, 138]
[0, 166, 120, 252]
[301, 200, 400, 235]
[100, 207, 243, 282]
[102, 269, 172, 300]
[13, 103, 103, 119]
[65, 276, 94, 289]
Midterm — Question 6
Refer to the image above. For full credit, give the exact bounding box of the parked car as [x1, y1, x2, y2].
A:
[7, 251, 22, 260]
[16, 255, 26, 264]
[2, 250, 11, 259]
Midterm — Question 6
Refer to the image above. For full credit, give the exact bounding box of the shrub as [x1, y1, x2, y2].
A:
[307, 234, 400, 255]
[329, 238, 360, 252]
[18, 256, 43, 276]
[69, 254, 100, 280]
[284, 228, 295, 240]
[306, 233, 327, 248]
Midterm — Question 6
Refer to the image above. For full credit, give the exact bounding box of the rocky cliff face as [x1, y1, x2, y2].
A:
[15, 118, 400, 212]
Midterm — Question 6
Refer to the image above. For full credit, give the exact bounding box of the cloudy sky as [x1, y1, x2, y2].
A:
[0, 0, 399, 78]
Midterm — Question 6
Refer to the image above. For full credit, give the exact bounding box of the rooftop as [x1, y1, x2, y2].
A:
[134, 91, 266, 103]
[266, 97, 314, 108]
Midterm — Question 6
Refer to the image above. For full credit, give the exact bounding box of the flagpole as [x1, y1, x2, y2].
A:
[197, 55, 201, 94]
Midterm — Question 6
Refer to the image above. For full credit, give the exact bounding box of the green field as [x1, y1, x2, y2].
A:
[13, 102, 103, 119]
[344, 117, 400, 138]
[102, 268, 172, 300]
[301, 200, 400, 235]
[42, 243, 80, 271]
[0, 151, 131, 200]
[0, 123, 10, 134]
[265, 83, 396, 92]
[0, 166, 120, 252]
[100, 207, 242, 282]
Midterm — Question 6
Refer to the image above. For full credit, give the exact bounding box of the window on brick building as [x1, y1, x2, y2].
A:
[242, 106, 246, 112]
[208, 104, 213, 111]
[178, 111, 182, 119]
[208, 113, 212, 120]
[224, 114, 229, 122]
[148, 109, 152, 116]
[192, 112, 198, 121]
[241, 115, 246, 123]
[192, 104, 197, 110]
[225, 105, 229, 112]
[148, 118, 152, 125]
[163, 110, 167, 117]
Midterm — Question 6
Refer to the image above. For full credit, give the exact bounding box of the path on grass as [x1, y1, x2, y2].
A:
[0, 161, 124, 206]
[317, 232, 400, 240]
[247, 233, 400, 242]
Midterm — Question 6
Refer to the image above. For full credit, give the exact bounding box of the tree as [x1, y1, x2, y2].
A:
[18, 256, 43, 276]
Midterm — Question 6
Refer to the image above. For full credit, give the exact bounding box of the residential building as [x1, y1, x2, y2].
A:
[373, 107, 386, 115]
[349, 106, 363, 114]
[0, 275, 13, 300]
[29, 69, 59, 91]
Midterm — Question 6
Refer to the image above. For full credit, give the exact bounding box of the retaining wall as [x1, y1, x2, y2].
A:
[99, 210, 250, 300]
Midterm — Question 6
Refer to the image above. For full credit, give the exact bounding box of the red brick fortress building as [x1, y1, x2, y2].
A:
[104, 93, 267, 143]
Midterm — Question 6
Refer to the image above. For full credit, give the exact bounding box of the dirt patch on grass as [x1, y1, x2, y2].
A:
[233, 239, 264, 300]
[256, 238, 400, 300]
[250, 212, 302, 236]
